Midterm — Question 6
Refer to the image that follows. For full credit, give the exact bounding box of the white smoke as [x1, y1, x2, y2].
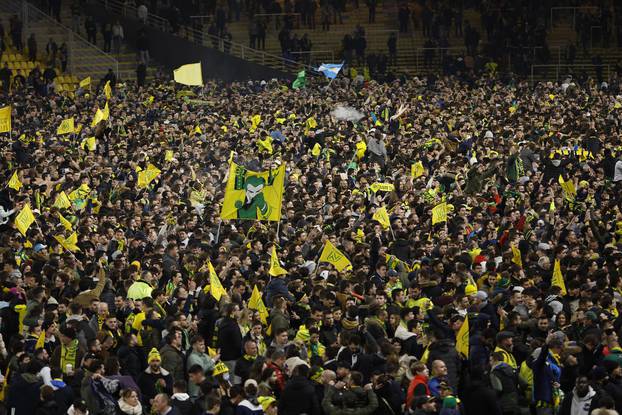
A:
[330, 105, 364, 122]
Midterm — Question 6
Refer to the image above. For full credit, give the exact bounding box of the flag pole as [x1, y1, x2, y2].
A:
[388, 223, 396, 240]
[215, 220, 222, 244]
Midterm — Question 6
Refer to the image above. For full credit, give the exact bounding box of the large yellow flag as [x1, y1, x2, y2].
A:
[552, 258, 567, 296]
[8, 171, 22, 191]
[54, 232, 80, 252]
[103, 80, 112, 100]
[248, 285, 269, 324]
[269, 246, 287, 276]
[91, 109, 105, 127]
[431, 202, 448, 225]
[208, 261, 227, 301]
[372, 206, 391, 229]
[53, 191, 72, 209]
[173, 62, 203, 86]
[57, 118, 75, 135]
[220, 162, 286, 222]
[137, 164, 161, 189]
[79, 76, 91, 89]
[319, 240, 352, 272]
[15, 204, 35, 236]
[455, 316, 469, 358]
[411, 161, 425, 178]
[58, 212, 72, 231]
[0, 106, 11, 133]
[511, 245, 523, 268]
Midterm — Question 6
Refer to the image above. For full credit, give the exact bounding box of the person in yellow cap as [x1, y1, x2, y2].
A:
[258, 396, 277, 414]
[136, 348, 173, 404]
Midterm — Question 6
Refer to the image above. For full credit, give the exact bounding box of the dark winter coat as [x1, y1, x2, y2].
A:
[278, 375, 321, 415]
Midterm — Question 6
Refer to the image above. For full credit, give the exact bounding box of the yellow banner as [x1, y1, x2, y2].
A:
[220, 162, 285, 222]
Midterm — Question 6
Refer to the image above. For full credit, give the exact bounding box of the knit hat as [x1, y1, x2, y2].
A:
[258, 396, 276, 412]
[147, 348, 161, 363]
[443, 396, 457, 409]
[464, 284, 477, 296]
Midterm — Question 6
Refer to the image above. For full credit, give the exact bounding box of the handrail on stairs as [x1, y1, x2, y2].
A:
[98, 0, 315, 74]
[6, 0, 120, 78]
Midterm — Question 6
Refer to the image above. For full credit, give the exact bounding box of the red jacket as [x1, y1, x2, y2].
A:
[406, 374, 430, 409]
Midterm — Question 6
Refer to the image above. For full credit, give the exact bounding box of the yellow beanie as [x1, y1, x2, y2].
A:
[465, 284, 477, 296]
[131, 261, 141, 270]
[148, 348, 161, 363]
[212, 362, 229, 376]
[258, 396, 276, 412]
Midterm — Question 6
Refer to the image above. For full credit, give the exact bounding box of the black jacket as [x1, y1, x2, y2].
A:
[426, 339, 461, 390]
[461, 379, 502, 415]
[216, 317, 243, 361]
[278, 376, 321, 415]
[136, 367, 173, 404]
[7, 373, 44, 415]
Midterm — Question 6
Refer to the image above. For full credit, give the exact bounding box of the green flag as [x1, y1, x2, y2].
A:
[292, 70, 306, 90]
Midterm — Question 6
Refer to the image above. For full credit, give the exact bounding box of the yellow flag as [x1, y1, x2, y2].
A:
[0, 106, 11, 133]
[511, 245, 523, 268]
[256, 136, 273, 154]
[455, 316, 469, 358]
[552, 258, 567, 296]
[248, 285, 269, 324]
[431, 202, 448, 225]
[411, 161, 425, 179]
[194, 125, 202, 135]
[35, 330, 46, 349]
[208, 261, 227, 301]
[269, 246, 287, 276]
[91, 109, 104, 127]
[549, 200, 556, 212]
[58, 212, 72, 231]
[372, 206, 391, 229]
[57, 118, 75, 135]
[81, 136, 96, 151]
[103, 80, 112, 99]
[102, 102, 110, 120]
[558, 175, 576, 201]
[8, 171, 22, 191]
[355, 140, 367, 159]
[165, 150, 174, 161]
[53, 191, 72, 209]
[319, 240, 352, 272]
[15, 204, 36, 236]
[220, 162, 286, 222]
[207, 347, 218, 358]
[54, 232, 80, 252]
[311, 142, 321, 157]
[250, 114, 261, 132]
[173, 62, 203, 86]
[305, 117, 317, 133]
[369, 182, 395, 193]
[79, 76, 91, 89]
[137, 163, 161, 189]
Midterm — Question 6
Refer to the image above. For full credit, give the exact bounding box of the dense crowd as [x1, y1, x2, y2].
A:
[1, 65, 622, 415]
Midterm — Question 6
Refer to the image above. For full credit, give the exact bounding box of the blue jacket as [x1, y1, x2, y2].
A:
[265, 277, 294, 306]
[530, 345, 561, 404]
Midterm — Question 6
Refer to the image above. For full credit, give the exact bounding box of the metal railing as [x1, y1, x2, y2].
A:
[99, 0, 313, 73]
[530, 63, 610, 85]
[549, 6, 599, 29]
[0, 0, 119, 78]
